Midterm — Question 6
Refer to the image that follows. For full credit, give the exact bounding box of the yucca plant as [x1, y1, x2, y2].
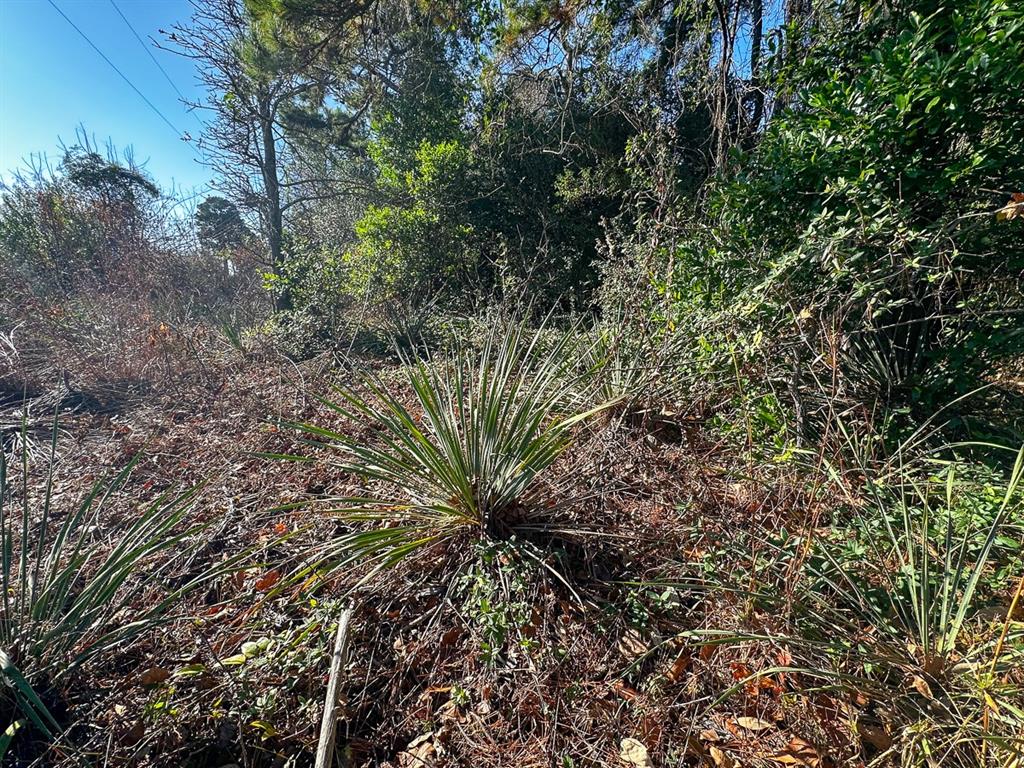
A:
[803, 443, 1024, 766]
[0, 422, 206, 755]
[578, 307, 683, 415]
[290, 322, 614, 575]
[678, 439, 1024, 767]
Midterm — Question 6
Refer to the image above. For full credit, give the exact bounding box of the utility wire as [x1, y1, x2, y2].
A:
[47, 0, 198, 154]
[108, 0, 189, 105]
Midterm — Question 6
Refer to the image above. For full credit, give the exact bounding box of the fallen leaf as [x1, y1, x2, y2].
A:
[771, 735, 820, 766]
[439, 627, 462, 649]
[139, 667, 171, 686]
[639, 713, 663, 746]
[619, 737, 653, 768]
[665, 650, 691, 682]
[618, 628, 648, 660]
[398, 732, 436, 767]
[996, 193, 1024, 221]
[120, 720, 145, 747]
[911, 675, 933, 700]
[730, 662, 752, 681]
[611, 679, 641, 701]
[709, 745, 738, 767]
[858, 722, 892, 752]
[255, 569, 281, 591]
[736, 716, 773, 732]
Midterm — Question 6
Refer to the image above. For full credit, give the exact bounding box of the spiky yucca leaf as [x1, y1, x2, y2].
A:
[577, 306, 684, 413]
[664, 439, 1024, 767]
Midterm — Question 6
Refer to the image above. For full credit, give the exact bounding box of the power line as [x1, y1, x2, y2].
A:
[108, 0, 189, 105]
[46, 0, 197, 153]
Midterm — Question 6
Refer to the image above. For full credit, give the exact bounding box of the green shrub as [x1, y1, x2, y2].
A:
[343, 140, 478, 310]
[674, 0, 1024, 409]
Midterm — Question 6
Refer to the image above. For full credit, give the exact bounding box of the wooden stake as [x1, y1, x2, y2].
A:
[315, 606, 354, 768]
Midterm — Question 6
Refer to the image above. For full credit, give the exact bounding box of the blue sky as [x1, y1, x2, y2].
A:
[0, 0, 213, 196]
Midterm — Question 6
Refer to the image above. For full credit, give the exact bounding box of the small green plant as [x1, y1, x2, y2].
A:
[0, 422, 207, 757]
[458, 541, 538, 664]
[578, 306, 683, 415]
[689, 439, 1024, 767]
[293, 322, 614, 574]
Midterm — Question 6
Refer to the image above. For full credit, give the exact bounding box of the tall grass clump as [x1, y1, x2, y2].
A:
[0, 425, 204, 755]
[293, 322, 613, 573]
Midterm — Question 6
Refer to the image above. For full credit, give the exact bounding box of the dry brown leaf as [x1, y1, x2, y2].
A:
[139, 667, 171, 686]
[639, 713, 663, 746]
[398, 732, 436, 768]
[619, 737, 653, 768]
[665, 650, 691, 682]
[736, 716, 773, 732]
[120, 720, 145, 747]
[611, 679, 641, 701]
[438, 627, 462, 649]
[858, 722, 892, 752]
[911, 675, 934, 700]
[708, 745, 738, 767]
[254, 569, 281, 591]
[770, 736, 820, 766]
[996, 193, 1024, 221]
[618, 628, 648, 660]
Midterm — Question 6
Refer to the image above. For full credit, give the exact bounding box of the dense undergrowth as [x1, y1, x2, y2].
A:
[1, 296, 1021, 766]
[1, 0, 1023, 766]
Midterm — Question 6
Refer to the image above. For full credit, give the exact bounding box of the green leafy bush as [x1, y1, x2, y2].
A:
[675, 0, 1024, 409]
[262, 237, 353, 355]
[344, 139, 478, 308]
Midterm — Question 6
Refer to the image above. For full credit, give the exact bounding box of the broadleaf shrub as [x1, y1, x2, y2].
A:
[672, 0, 1024, 414]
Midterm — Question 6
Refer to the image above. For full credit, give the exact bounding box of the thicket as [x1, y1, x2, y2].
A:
[674, 0, 1024, 425]
[0, 0, 1022, 765]
[169, 0, 1024, 429]
[0, 141, 259, 402]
